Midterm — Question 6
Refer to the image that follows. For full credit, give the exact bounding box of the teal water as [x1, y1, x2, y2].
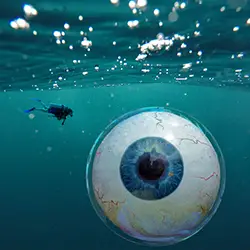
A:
[1, 0, 250, 249]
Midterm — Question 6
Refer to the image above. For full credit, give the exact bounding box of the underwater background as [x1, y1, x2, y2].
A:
[1, 0, 250, 249]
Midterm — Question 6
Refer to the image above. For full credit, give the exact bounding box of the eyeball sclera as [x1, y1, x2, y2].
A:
[86, 107, 225, 246]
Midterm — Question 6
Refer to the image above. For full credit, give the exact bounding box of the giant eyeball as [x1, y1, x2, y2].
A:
[86, 107, 225, 246]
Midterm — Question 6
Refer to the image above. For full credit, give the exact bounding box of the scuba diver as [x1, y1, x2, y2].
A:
[24, 98, 73, 125]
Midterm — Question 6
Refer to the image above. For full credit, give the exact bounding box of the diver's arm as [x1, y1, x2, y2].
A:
[62, 118, 66, 125]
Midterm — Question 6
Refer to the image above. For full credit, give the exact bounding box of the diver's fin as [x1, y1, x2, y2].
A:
[30, 98, 41, 102]
[24, 107, 36, 113]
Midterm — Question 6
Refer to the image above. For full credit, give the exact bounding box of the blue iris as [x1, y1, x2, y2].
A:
[120, 137, 184, 200]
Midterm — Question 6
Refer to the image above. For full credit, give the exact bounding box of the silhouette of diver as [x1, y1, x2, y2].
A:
[24, 98, 73, 125]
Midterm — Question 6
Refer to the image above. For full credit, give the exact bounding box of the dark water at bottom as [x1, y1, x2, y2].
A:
[1, 83, 249, 250]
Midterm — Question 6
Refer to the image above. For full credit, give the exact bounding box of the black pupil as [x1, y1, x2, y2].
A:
[137, 153, 166, 181]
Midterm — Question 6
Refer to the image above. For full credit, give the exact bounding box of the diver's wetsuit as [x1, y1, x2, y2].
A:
[48, 104, 73, 125]
[48, 104, 64, 117]
[48, 104, 66, 124]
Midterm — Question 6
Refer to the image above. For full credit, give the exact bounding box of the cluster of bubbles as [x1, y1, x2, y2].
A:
[4, 0, 250, 92]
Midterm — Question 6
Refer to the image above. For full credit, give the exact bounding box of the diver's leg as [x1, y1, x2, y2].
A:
[24, 107, 48, 113]
[31, 98, 49, 109]
[35, 108, 48, 113]
[39, 101, 49, 110]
